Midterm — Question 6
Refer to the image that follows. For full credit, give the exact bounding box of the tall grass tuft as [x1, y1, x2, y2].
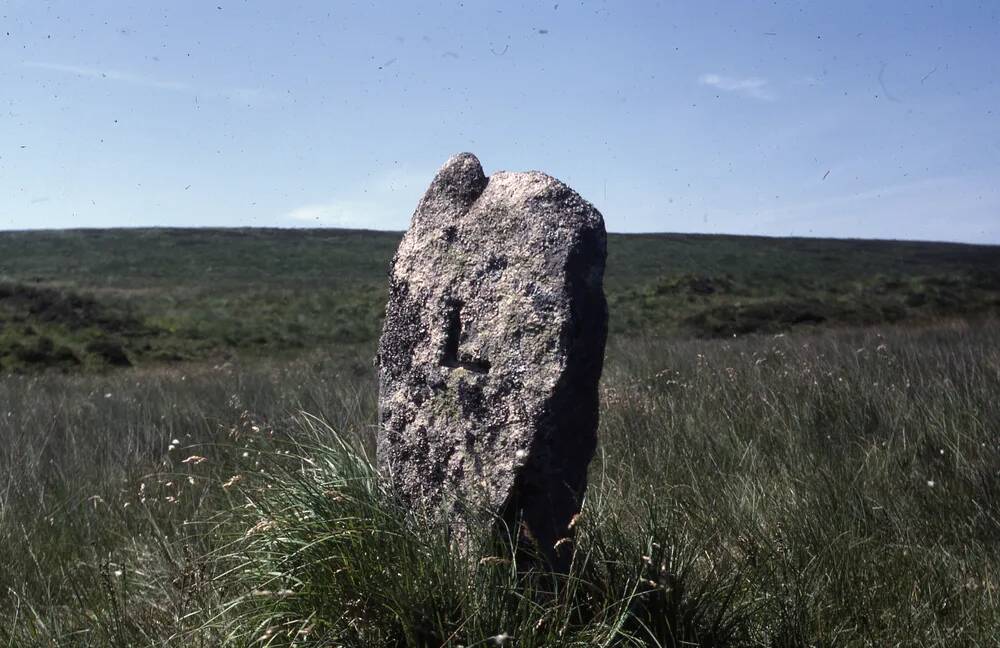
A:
[209, 415, 750, 647]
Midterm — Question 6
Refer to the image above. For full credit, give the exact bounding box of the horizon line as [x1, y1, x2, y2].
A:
[0, 225, 997, 248]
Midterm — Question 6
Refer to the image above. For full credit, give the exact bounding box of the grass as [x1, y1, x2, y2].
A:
[2, 318, 998, 645]
[1, 229, 997, 371]
[2, 228, 998, 644]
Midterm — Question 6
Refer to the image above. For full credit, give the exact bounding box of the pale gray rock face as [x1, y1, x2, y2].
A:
[376, 152, 607, 567]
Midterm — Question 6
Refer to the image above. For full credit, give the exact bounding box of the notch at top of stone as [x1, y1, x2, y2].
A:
[425, 152, 488, 208]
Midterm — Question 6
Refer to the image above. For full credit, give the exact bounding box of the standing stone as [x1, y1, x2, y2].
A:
[376, 152, 607, 568]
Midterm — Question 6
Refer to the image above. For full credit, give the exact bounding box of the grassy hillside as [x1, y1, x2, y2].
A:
[1, 228, 998, 372]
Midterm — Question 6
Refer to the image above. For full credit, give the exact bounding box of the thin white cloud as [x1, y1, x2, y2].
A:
[698, 73, 775, 101]
[24, 61, 193, 92]
[23, 61, 265, 102]
[286, 200, 389, 229]
[794, 75, 823, 87]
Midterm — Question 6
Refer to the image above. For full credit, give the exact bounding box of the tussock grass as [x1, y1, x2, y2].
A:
[213, 417, 747, 646]
[2, 321, 999, 645]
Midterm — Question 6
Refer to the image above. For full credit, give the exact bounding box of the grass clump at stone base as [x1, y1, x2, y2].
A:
[215, 417, 747, 647]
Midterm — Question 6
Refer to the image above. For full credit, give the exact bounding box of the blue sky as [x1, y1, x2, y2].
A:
[1, 1, 998, 243]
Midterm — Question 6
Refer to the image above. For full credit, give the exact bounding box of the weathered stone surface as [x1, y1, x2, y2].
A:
[376, 152, 607, 566]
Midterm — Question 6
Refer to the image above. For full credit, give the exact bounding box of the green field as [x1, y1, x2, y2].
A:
[1, 228, 999, 646]
[1, 228, 998, 371]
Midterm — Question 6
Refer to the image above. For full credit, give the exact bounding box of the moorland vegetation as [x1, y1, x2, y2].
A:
[1, 228, 998, 646]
